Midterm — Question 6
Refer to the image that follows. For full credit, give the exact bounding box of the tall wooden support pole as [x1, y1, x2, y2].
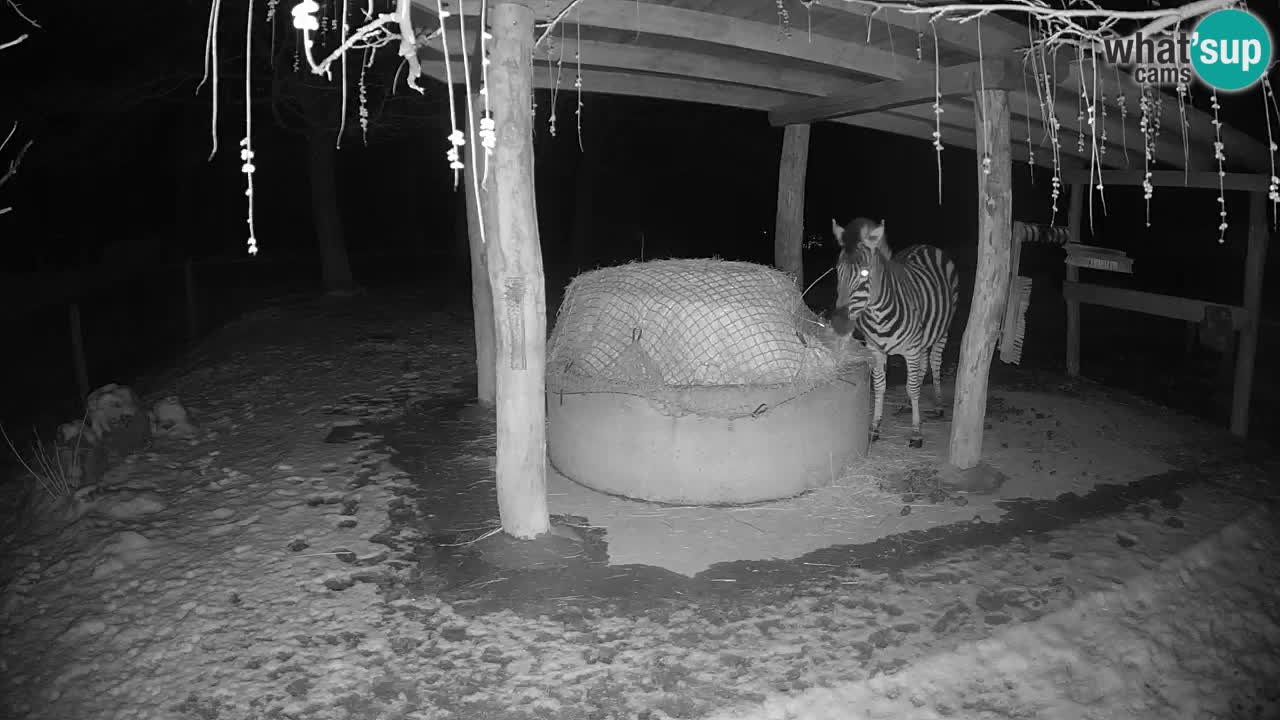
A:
[184, 258, 199, 342]
[774, 123, 810, 286]
[487, 0, 550, 539]
[463, 93, 497, 407]
[69, 303, 89, 402]
[1230, 191, 1269, 437]
[949, 90, 1012, 471]
[1064, 183, 1085, 377]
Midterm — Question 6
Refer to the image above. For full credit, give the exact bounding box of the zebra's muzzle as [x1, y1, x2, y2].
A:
[828, 305, 858, 337]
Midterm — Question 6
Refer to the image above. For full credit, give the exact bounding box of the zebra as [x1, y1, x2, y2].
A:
[830, 217, 960, 448]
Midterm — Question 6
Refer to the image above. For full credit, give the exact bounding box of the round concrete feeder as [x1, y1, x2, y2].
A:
[547, 364, 872, 505]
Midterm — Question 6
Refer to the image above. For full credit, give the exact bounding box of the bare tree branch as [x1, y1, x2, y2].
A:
[7, 0, 39, 29]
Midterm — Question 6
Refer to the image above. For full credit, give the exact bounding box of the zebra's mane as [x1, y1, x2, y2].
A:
[859, 234, 892, 262]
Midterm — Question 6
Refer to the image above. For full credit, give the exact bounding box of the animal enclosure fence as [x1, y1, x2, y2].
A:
[1, 249, 455, 437]
[1057, 175, 1272, 438]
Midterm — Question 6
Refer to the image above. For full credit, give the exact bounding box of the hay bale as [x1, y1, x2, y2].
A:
[548, 259, 865, 394]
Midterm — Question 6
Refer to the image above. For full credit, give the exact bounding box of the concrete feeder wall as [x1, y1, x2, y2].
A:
[547, 365, 872, 505]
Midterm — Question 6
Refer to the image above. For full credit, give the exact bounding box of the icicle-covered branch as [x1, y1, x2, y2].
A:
[835, 0, 1236, 35]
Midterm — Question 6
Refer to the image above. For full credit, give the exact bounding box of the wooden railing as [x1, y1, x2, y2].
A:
[3, 249, 452, 426]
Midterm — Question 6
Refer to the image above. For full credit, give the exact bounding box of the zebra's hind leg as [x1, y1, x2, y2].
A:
[869, 351, 887, 442]
[905, 351, 926, 448]
[929, 334, 948, 419]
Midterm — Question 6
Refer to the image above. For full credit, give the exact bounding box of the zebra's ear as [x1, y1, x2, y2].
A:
[831, 218, 846, 247]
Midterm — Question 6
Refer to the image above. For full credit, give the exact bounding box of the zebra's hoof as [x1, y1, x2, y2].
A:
[909, 436, 924, 449]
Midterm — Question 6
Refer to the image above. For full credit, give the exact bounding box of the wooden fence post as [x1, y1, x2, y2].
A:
[1230, 191, 1269, 437]
[774, 123, 810, 287]
[69, 303, 89, 402]
[1065, 183, 1084, 377]
[184, 258, 199, 341]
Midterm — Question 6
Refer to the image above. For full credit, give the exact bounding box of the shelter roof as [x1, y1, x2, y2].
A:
[415, 0, 1271, 175]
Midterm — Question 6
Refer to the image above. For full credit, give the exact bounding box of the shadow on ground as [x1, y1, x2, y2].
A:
[349, 371, 1244, 622]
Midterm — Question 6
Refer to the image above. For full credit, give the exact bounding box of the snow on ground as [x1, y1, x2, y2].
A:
[1, 291, 1277, 720]
[544, 382, 1179, 577]
[708, 507, 1280, 720]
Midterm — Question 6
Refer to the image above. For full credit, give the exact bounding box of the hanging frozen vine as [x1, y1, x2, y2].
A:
[976, 17, 991, 178]
[1114, 66, 1128, 165]
[1264, 72, 1280, 218]
[1075, 45, 1086, 157]
[1138, 83, 1155, 227]
[457, 0, 488, 249]
[1210, 90, 1227, 244]
[436, 0, 465, 185]
[1036, 32, 1064, 220]
[335, 0, 351, 149]
[1082, 48, 1105, 223]
[547, 21, 566, 138]
[242, 0, 260, 255]
[200, 0, 224, 159]
[1098, 73, 1108, 159]
[574, 10, 584, 152]
[479, 0, 495, 185]
[930, 20, 943, 203]
[1021, 15, 1048, 179]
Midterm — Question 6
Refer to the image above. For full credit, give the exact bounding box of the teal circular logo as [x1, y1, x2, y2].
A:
[1191, 9, 1273, 92]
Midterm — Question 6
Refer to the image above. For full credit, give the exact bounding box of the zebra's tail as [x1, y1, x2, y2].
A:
[1016, 221, 1071, 246]
[1000, 275, 1033, 365]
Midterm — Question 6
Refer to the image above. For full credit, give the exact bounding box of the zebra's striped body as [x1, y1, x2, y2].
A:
[831, 218, 960, 448]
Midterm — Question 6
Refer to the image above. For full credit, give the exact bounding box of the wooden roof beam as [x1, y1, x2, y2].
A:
[417, 2, 1261, 170]
[421, 58, 795, 114]
[424, 32, 859, 98]
[420, 57, 1061, 171]
[769, 56, 1025, 126]
[419, 0, 918, 81]
[808, 0, 1027, 55]
[428, 31, 1198, 170]
[1060, 168, 1272, 192]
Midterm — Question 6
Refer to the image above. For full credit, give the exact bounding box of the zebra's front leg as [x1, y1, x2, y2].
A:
[869, 351, 887, 442]
[905, 352, 926, 448]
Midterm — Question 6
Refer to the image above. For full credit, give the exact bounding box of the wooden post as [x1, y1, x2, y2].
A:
[463, 93, 497, 407]
[486, 0, 550, 539]
[949, 89, 1012, 471]
[69, 303, 89, 402]
[1064, 183, 1085, 377]
[184, 258, 199, 341]
[774, 123, 810, 286]
[1230, 191, 1269, 437]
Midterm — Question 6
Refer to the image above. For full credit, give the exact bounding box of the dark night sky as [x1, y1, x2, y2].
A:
[5, 0, 1280, 312]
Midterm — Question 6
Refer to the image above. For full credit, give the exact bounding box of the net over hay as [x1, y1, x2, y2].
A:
[546, 259, 874, 505]
[547, 259, 869, 410]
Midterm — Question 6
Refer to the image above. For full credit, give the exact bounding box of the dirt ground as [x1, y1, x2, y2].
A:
[1, 289, 1278, 720]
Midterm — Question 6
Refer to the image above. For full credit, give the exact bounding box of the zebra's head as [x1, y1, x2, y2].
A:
[829, 217, 888, 334]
